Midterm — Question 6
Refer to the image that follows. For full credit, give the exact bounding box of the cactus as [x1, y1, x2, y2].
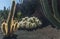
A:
[40, 0, 60, 29]
[1, 21, 8, 35]
[18, 17, 42, 29]
[1, 0, 17, 36]
[1, 0, 42, 36]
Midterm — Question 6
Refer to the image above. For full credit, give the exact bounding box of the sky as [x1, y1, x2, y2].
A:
[0, 0, 20, 10]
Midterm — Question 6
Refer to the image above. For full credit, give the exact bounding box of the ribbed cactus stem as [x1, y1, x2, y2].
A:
[7, 0, 16, 35]
[40, 0, 60, 29]
[52, 0, 60, 22]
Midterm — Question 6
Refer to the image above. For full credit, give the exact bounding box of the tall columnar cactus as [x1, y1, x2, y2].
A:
[7, 0, 16, 35]
[40, 0, 60, 29]
[1, 0, 17, 36]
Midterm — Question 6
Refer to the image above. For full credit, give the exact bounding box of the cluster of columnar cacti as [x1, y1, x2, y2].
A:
[18, 17, 42, 29]
[1, 20, 18, 35]
[40, 0, 60, 29]
[1, 0, 16, 36]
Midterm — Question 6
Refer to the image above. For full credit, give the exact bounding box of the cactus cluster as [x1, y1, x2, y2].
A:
[1, 0, 17, 36]
[18, 17, 42, 29]
[1, 17, 42, 35]
[1, 20, 19, 35]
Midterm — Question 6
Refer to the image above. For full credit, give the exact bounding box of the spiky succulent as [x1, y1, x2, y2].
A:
[1, 16, 42, 35]
[18, 17, 42, 29]
[40, 0, 60, 29]
[1, 22, 8, 35]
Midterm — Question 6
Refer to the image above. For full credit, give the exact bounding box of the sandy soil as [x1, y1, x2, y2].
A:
[0, 25, 60, 39]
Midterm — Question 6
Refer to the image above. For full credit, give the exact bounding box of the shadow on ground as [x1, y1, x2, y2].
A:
[3, 34, 17, 39]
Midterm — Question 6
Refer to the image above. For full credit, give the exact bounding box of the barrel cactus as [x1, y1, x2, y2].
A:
[18, 17, 42, 30]
[40, 0, 60, 29]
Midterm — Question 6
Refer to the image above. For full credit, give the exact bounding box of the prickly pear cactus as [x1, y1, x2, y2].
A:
[40, 0, 60, 29]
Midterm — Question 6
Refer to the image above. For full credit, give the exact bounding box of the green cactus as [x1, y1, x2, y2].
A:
[40, 0, 60, 29]
[52, 0, 60, 21]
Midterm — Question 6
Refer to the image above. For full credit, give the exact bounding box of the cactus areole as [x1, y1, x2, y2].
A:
[40, 0, 60, 29]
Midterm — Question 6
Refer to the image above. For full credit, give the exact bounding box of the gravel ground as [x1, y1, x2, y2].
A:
[0, 25, 60, 39]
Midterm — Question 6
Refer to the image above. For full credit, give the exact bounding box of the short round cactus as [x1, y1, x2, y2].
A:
[18, 17, 42, 29]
